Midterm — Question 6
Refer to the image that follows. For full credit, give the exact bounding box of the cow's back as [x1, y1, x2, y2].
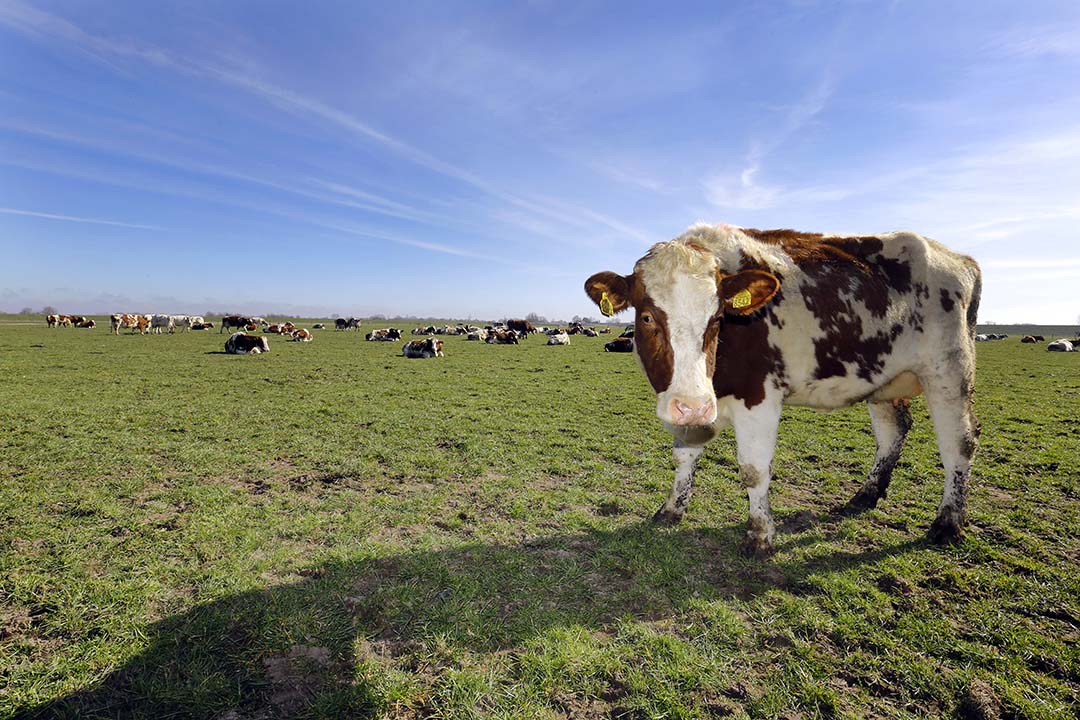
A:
[717, 230, 980, 409]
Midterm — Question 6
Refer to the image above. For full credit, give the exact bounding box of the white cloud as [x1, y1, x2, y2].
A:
[0, 207, 162, 230]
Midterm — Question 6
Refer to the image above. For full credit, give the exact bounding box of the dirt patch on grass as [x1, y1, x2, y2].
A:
[261, 644, 335, 714]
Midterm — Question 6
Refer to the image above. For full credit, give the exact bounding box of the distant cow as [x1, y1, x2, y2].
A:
[582, 328, 599, 337]
[151, 314, 174, 334]
[366, 328, 402, 341]
[335, 318, 361, 331]
[221, 315, 253, 333]
[547, 331, 570, 345]
[604, 337, 634, 352]
[975, 334, 989, 342]
[312, 323, 325, 330]
[486, 329, 520, 345]
[466, 330, 488, 341]
[46, 314, 59, 327]
[1047, 339, 1075, 352]
[76, 319, 96, 329]
[402, 337, 444, 358]
[191, 322, 214, 330]
[585, 223, 982, 555]
[225, 333, 270, 354]
[291, 328, 313, 342]
[506, 319, 536, 337]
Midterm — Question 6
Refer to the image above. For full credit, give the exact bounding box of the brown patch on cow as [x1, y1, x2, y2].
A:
[940, 288, 956, 312]
[712, 313, 785, 408]
[631, 291, 674, 393]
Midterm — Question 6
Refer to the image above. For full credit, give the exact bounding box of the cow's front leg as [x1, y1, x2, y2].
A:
[652, 439, 705, 525]
[733, 400, 782, 558]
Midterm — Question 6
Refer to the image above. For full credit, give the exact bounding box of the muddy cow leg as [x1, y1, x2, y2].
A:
[733, 400, 782, 558]
[653, 440, 705, 525]
[923, 370, 979, 544]
[842, 399, 913, 514]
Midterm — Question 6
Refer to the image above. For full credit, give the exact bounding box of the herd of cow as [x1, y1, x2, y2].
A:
[1019, 334, 1080, 352]
[44, 312, 633, 357]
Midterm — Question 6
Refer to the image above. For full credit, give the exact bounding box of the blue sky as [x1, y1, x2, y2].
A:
[2, 0, 1078, 322]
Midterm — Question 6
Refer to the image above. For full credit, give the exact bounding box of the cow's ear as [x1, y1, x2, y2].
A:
[584, 271, 633, 316]
[719, 270, 780, 316]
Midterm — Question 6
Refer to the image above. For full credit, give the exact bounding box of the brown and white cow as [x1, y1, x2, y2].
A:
[486, 329, 520, 345]
[585, 224, 982, 556]
[225, 332, 270, 354]
[46, 314, 59, 327]
[547, 331, 570, 346]
[76, 319, 96, 329]
[402, 337, 444, 358]
[291, 328, 313, 342]
[365, 328, 402, 341]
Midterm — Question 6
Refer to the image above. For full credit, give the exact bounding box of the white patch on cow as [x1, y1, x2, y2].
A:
[637, 264, 721, 425]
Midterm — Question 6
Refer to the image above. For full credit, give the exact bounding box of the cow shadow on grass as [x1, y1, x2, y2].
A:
[18, 518, 928, 719]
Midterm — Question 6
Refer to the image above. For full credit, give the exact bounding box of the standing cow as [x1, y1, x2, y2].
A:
[585, 224, 982, 557]
[506, 319, 536, 338]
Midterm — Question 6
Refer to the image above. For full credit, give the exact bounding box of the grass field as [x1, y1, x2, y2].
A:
[1, 316, 1078, 719]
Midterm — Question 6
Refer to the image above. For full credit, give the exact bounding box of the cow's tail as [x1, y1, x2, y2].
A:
[965, 257, 982, 342]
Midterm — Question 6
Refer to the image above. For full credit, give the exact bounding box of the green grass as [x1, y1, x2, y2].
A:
[1, 317, 1077, 719]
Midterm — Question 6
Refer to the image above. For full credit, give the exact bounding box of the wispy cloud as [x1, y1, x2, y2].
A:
[703, 74, 836, 211]
[0, 207, 162, 230]
[0, 1, 650, 252]
[987, 26, 1080, 59]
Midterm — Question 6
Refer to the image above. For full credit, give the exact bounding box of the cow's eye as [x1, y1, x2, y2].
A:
[641, 314, 653, 325]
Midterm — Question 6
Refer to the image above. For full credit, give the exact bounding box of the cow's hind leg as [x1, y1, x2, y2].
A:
[652, 425, 715, 525]
[842, 399, 913, 514]
[923, 373, 979, 544]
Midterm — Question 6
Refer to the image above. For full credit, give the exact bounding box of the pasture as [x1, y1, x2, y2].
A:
[1, 318, 1077, 719]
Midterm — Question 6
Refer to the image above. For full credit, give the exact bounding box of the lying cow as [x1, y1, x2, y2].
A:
[486, 330, 520, 345]
[191, 322, 214, 330]
[76, 319, 96, 329]
[402, 337, 444, 358]
[585, 223, 982, 556]
[313, 323, 325, 330]
[366, 328, 402, 341]
[1047, 339, 1075, 352]
[225, 332, 270, 354]
[291, 328, 313, 342]
[547, 331, 570, 345]
[604, 337, 634, 352]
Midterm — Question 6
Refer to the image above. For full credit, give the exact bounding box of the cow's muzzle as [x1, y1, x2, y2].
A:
[667, 397, 716, 426]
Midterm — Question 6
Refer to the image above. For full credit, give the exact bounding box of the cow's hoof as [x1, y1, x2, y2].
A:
[838, 489, 879, 516]
[652, 507, 683, 526]
[927, 514, 964, 545]
[740, 535, 775, 559]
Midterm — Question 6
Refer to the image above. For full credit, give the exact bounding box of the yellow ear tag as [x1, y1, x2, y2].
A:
[731, 289, 753, 310]
[600, 292, 615, 317]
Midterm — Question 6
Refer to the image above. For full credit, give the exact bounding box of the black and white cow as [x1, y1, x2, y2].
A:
[225, 332, 270, 354]
[402, 337, 444, 358]
[585, 224, 982, 557]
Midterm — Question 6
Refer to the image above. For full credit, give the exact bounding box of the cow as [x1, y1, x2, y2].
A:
[605, 337, 634, 352]
[585, 223, 982, 556]
[68, 315, 86, 326]
[599, 328, 612, 334]
[1047, 339, 1075, 352]
[486, 329, 520, 345]
[1033, 335, 1045, 342]
[55, 315, 73, 327]
[335, 318, 362, 331]
[506, 319, 536, 338]
[264, 324, 288, 335]
[582, 328, 599, 337]
[313, 323, 325, 330]
[402, 337, 444, 358]
[365, 328, 402, 341]
[225, 332, 270, 354]
[249, 317, 268, 328]
[619, 327, 635, 338]
[46, 314, 59, 327]
[221, 315, 252, 333]
[975, 334, 989, 342]
[412, 327, 427, 335]
[76, 319, 96, 329]
[547, 331, 570, 346]
[291, 328, 313, 342]
[151, 314, 174, 334]
[466, 329, 488, 341]
[1021, 335, 1037, 343]
[170, 315, 198, 332]
[191, 322, 214, 330]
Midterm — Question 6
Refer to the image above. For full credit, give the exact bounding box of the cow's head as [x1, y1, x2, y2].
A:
[585, 240, 779, 426]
